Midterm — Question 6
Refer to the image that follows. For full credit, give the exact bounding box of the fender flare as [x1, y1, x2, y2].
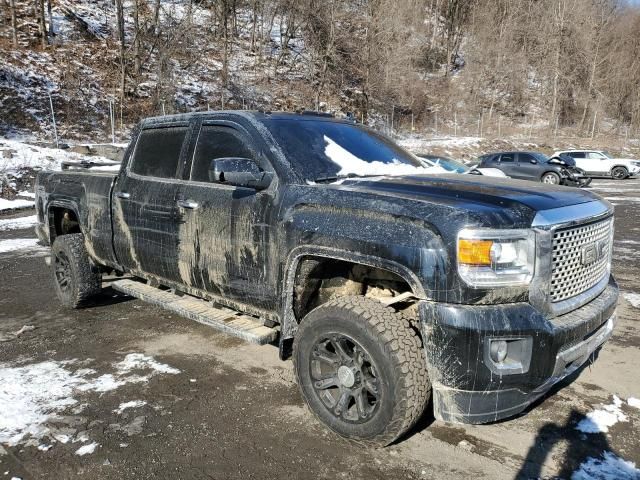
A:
[278, 245, 428, 357]
[610, 165, 629, 175]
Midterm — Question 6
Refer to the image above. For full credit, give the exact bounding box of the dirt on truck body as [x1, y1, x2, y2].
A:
[34, 111, 618, 446]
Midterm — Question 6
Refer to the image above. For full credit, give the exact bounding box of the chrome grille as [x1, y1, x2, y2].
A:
[550, 217, 613, 302]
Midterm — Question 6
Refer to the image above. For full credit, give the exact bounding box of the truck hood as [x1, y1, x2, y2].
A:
[333, 174, 601, 212]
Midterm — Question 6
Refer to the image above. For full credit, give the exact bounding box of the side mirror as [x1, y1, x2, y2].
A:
[209, 157, 273, 190]
[530, 159, 538, 164]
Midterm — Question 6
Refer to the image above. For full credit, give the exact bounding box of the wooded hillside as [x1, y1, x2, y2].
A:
[1, 0, 640, 141]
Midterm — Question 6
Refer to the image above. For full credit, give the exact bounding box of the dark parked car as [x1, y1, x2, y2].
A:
[478, 151, 591, 186]
[36, 112, 616, 445]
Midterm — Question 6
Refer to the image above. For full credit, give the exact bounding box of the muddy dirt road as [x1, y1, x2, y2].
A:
[1, 179, 639, 479]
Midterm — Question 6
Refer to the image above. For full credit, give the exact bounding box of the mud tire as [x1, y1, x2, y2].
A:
[52, 233, 101, 308]
[293, 295, 431, 446]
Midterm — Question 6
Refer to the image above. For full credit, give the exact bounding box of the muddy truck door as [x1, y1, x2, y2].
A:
[174, 120, 277, 311]
[112, 121, 195, 282]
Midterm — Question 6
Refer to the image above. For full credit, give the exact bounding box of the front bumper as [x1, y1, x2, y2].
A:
[560, 167, 590, 186]
[420, 276, 618, 424]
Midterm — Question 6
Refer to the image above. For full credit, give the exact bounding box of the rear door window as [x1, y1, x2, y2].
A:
[130, 126, 188, 178]
[499, 154, 515, 163]
[569, 152, 586, 159]
[190, 126, 255, 182]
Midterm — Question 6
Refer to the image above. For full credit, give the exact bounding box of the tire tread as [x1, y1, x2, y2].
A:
[294, 295, 431, 446]
[52, 233, 101, 308]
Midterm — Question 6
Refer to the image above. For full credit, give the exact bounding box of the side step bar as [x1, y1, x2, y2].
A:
[111, 279, 278, 345]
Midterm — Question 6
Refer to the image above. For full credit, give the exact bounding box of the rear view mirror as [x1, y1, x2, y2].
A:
[209, 157, 273, 190]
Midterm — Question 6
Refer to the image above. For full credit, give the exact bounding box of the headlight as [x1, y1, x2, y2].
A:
[457, 229, 536, 287]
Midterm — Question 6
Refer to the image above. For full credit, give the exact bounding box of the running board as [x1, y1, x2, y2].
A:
[111, 279, 278, 345]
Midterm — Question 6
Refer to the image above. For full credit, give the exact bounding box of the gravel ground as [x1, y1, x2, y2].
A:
[0, 178, 639, 480]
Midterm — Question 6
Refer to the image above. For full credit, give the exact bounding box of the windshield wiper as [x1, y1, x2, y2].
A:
[314, 173, 386, 183]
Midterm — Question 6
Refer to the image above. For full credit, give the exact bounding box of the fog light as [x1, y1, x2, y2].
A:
[490, 340, 508, 363]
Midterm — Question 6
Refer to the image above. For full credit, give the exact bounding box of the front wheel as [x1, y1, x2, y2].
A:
[611, 166, 629, 180]
[541, 172, 561, 184]
[52, 233, 102, 308]
[293, 296, 431, 446]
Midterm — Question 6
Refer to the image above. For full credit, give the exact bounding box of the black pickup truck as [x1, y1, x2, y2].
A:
[35, 111, 618, 446]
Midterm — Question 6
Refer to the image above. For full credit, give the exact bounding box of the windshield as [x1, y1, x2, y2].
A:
[416, 154, 468, 173]
[436, 158, 469, 173]
[261, 118, 434, 181]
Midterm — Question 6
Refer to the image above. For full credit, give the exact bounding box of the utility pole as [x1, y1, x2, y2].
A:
[391, 105, 394, 133]
[454, 111, 457, 137]
[48, 91, 59, 148]
[435, 110, 438, 137]
[108, 99, 115, 143]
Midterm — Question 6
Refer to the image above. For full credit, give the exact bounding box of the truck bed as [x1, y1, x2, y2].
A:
[36, 170, 119, 268]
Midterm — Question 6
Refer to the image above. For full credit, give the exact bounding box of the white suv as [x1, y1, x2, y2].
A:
[552, 150, 640, 180]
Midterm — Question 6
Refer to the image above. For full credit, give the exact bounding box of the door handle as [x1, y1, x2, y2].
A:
[177, 200, 199, 210]
[115, 191, 130, 199]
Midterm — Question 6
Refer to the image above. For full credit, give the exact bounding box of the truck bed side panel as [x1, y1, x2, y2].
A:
[38, 171, 119, 269]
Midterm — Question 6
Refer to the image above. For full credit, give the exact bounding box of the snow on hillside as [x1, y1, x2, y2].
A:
[1, 138, 116, 173]
[1, 0, 312, 142]
[0, 138, 117, 200]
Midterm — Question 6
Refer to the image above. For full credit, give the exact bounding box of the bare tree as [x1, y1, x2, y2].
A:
[548, 0, 572, 129]
[9, 0, 18, 47]
[132, 0, 141, 76]
[579, 0, 618, 130]
[46, 0, 53, 37]
[115, 0, 126, 102]
[36, 0, 47, 47]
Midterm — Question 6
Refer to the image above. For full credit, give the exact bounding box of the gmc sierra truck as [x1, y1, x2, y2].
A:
[35, 111, 618, 446]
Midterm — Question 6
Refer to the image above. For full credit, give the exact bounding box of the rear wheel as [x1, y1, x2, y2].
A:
[52, 233, 101, 308]
[293, 296, 430, 446]
[542, 172, 561, 184]
[611, 166, 628, 180]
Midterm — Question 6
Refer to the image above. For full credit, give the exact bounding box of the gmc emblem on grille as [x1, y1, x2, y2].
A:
[581, 240, 607, 266]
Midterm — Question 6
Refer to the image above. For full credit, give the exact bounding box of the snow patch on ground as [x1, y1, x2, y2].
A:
[572, 451, 640, 480]
[629, 398, 640, 409]
[398, 136, 482, 152]
[604, 197, 640, 202]
[0, 354, 179, 447]
[0, 238, 47, 255]
[0, 215, 37, 231]
[0, 198, 34, 212]
[116, 353, 181, 375]
[576, 396, 628, 434]
[75, 442, 98, 456]
[624, 293, 640, 309]
[114, 400, 147, 415]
